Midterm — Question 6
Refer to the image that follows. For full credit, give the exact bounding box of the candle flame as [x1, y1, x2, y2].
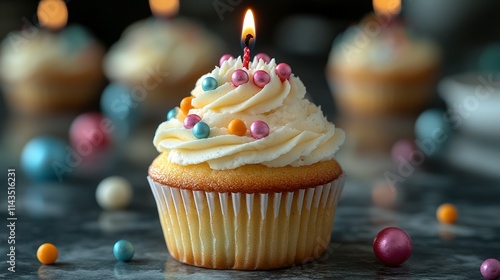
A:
[150, 0, 179, 18]
[241, 9, 256, 50]
[373, 0, 401, 16]
[37, 0, 68, 30]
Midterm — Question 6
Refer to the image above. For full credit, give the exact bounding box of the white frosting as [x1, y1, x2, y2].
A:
[154, 57, 345, 170]
[329, 17, 440, 72]
[0, 26, 100, 81]
[104, 18, 224, 83]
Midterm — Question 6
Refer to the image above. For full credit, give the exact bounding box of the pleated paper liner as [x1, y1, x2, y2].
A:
[148, 174, 345, 270]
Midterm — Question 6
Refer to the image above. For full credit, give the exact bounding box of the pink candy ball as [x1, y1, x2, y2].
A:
[481, 258, 500, 280]
[219, 54, 233, 67]
[373, 227, 413, 266]
[250, 121, 269, 139]
[253, 70, 271, 88]
[69, 112, 112, 155]
[391, 139, 419, 163]
[276, 63, 291, 81]
[232, 69, 249, 87]
[255, 53, 271, 63]
[183, 114, 201, 129]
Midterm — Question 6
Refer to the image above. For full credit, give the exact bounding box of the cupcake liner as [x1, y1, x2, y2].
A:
[147, 174, 345, 270]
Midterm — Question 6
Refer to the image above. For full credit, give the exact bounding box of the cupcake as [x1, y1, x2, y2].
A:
[104, 18, 225, 118]
[327, 15, 441, 116]
[0, 25, 105, 115]
[148, 55, 345, 270]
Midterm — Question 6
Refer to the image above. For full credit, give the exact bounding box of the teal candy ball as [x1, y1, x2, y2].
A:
[113, 240, 134, 262]
[166, 108, 178, 120]
[201, 77, 218, 91]
[193, 122, 210, 139]
[414, 109, 451, 155]
[100, 83, 139, 140]
[21, 136, 67, 182]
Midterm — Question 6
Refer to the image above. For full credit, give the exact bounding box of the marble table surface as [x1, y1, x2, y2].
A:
[0, 154, 499, 280]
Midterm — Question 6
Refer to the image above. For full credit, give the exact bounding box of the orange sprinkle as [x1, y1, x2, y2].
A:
[228, 119, 247, 136]
[180, 96, 194, 115]
[37, 243, 58, 265]
[436, 203, 458, 224]
[176, 109, 186, 122]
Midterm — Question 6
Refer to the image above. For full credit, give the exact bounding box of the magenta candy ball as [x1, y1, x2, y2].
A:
[219, 54, 233, 66]
[250, 121, 269, 139]
[253, 70, 271, 88]
[69, 112, 111, 154]
[391, 139, 418, 163]
[276, 63, 292, 81]
[481, 258, 500, 280]
[183, 114, 201, 129]
[373, 227, 413, 266]
[232, 69, 249, 87]
[255, 53, 271, 63]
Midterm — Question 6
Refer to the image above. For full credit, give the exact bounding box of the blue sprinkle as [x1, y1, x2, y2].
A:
[193, 122, 210, 139]
[166, 108, 178, 120]
[201, 77, 218, 91]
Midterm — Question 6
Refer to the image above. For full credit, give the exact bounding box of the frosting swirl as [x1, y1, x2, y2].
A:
[154, 57, 345, 170]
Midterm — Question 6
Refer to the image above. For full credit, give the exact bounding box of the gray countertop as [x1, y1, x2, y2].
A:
[1, 159, 499, 279]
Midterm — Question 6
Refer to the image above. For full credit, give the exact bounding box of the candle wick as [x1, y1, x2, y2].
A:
[244, 34, 253, 48]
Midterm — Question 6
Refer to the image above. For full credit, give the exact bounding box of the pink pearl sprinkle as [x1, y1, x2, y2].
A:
[276, 63, 292, 82]
[391, 139, 419, 163]
[373, 227, 413, 266]
[231, 69, 249, 87]
[219, 54, 233, 67]
[255, 53, 271, 63]
[183, 114, 201, 129]
[481, 258, 500, 280]
[250, 121, 269, 139]
[253, 70, 271, 88]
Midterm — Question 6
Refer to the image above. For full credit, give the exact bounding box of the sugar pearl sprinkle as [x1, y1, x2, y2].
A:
[250, 120, 269, 139]
[183, 114, 201, 129]
[228, 119, 247, 136]
[219, 54, 233, 66]
[255, 53, 271, 63]
[202, 77, 218, 91]
[180, 96, 194, 115]
[276, 63, 292, 81]
[166, 108, 177, 120]
[231, 69, 249, 87]
[193, 122, 210, 139]
[253, 70, 271, 88]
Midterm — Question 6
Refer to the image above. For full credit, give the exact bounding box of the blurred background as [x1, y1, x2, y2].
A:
[1, 0, 499, 181]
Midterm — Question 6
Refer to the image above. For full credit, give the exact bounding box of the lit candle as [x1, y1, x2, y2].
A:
[240, 9, 256, 69]
[372, 0, 401, 17]
[37, 0, 68, 31]
[149, 0, 179, 19]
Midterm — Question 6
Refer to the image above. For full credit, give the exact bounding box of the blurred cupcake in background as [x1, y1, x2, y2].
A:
[327, 11, 441, 116]
[0, 0, 104, 115]
[103, 0, 225, 120]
